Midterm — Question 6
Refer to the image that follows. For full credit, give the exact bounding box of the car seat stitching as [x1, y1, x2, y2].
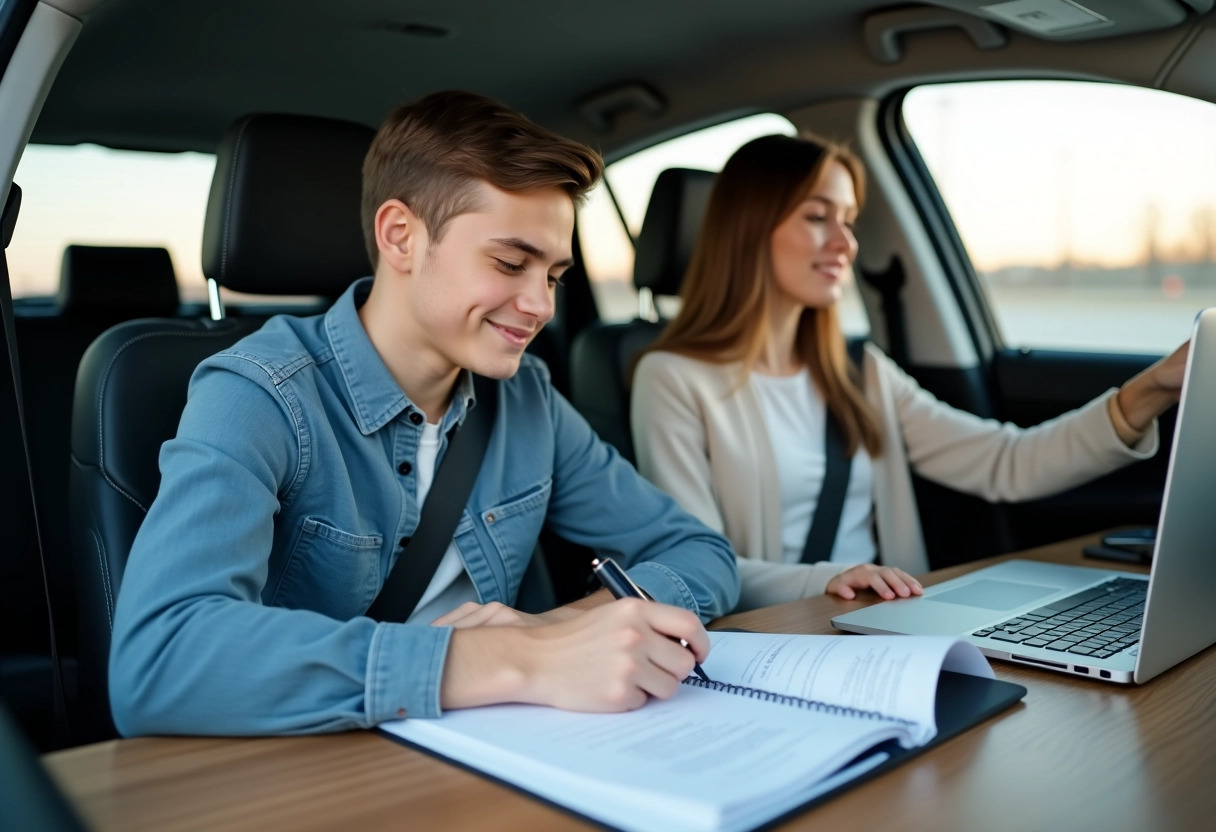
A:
[90, 526, 114, 630]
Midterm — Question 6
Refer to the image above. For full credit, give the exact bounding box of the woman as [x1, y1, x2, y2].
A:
[630, 133, 1188, 612]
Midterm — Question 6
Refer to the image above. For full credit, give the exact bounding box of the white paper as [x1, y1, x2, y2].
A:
[381, 633, 994, 832]
[702, 632, 993, 744]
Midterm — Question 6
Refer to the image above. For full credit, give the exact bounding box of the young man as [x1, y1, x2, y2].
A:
[108, 91, 740, 736]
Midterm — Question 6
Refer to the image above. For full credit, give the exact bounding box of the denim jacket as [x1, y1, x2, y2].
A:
[109, 277, 739, 736]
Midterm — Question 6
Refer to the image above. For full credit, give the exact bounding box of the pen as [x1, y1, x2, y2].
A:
[590, 556, 712, 683]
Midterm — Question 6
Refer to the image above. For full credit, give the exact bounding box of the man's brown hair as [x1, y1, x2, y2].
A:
[361, 90, 604, 267]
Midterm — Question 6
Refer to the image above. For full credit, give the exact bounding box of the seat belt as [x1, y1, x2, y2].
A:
[800, 338, 867, 564]
[858, 256, 908, 368]
[1, 183, 70, 745]
[365, 374, 499, 623]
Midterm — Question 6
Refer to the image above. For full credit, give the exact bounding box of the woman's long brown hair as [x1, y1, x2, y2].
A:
[641, 133, 883, 457]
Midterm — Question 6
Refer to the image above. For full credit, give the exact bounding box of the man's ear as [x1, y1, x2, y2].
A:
[374, 199, 425, 274]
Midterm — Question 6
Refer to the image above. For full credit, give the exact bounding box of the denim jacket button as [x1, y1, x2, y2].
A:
[396, 708, 407, 717]
[485, 512, 495, 524]
[397, 461, 412, 476]
[407, 411, 423, 426]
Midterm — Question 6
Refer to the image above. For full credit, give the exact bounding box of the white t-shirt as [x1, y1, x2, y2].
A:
[406, 421, 479, 624]
[750, 368, 877, 566]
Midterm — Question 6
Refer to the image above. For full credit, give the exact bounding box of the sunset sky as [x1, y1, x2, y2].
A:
[904, 81, 1216, 272]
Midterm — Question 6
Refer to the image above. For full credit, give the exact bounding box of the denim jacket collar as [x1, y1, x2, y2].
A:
[324, 277, 475, 436]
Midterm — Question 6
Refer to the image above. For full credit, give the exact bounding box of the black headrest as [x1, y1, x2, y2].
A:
[202, 114, 375, 297]
[57, 245, 179, 315]
[632, 168, 716, 296]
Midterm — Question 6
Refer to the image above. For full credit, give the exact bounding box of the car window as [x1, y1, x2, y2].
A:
[9, 143, 321, 308]
[904, 80, 1216, 353]
[578, 114, 798, 322]
[10, 143, 215, 301]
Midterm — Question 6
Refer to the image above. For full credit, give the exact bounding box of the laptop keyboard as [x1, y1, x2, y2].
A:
[972, 576, 1147, 659]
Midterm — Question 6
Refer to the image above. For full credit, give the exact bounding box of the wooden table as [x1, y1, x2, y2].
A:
[43, 533, 1216, 831]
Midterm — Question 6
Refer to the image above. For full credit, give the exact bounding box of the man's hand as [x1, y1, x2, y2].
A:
[825, 564, 923, 601]
[439, 598, 709, 713]
[430, 588, 616, 629]
[431, 601, 549, 629]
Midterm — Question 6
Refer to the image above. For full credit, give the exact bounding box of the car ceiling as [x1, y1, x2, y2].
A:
[29, 0, 1216, 158]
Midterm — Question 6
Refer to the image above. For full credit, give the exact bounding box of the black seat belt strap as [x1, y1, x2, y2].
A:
[365, 374, 499, 624]
[800, 338, 867, 564]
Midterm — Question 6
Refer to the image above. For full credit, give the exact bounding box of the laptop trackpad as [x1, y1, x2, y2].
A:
[930, 579, 1059, 611]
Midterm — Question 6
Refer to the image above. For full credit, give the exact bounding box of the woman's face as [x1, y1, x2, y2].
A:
[767, 160, 859, 311]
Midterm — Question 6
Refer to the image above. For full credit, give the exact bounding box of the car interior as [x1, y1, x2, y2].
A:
[3, 0, 1214, 776]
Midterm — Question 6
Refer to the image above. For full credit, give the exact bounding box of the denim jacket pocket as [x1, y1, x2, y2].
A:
[271, 517, 383, 619]
[479, 478, 553, 598]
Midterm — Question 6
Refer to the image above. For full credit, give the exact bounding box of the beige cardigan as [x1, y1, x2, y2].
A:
[631, 344, 1159, 611]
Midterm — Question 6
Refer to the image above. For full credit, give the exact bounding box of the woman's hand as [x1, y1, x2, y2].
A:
[825, 564, 923, 601]
[1145, 340, 1191, 396]
[1115, 340, 1190, 439]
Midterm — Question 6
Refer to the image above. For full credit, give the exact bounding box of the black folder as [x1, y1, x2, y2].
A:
[755, 669, 1027, 830]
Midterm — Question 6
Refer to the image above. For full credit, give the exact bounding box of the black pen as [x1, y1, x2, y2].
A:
[590, 556, 712, 683]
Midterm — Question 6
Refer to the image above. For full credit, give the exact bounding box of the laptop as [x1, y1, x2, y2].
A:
[832, 307, 1216, 684]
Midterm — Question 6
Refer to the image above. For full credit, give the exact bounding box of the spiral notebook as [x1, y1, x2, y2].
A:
[379, 632, 1026, 832]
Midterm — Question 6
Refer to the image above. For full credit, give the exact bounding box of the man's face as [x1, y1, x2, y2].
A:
[408, 183, 574, 380]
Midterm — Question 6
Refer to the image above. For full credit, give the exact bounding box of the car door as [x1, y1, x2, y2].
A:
[892, 79, 1210, 563]
[1, 0, 83, 751]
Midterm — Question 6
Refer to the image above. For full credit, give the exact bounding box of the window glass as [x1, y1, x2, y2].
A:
[10, 144, 216, 301]
[577, 181, 638, 321]
[604, 114, 798, 235]
[904, 81, 1216, 353]
[10, 143, 322, 308]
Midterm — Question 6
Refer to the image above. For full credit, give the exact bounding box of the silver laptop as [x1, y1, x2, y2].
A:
[833, 307, 1216, 684]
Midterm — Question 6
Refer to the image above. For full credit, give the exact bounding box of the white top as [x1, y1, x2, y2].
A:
[750, 368, 876, 566]
[407, 420, 479, 624]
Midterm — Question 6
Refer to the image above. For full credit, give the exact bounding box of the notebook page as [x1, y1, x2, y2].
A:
[702, 633, 992, 743]
[382, 681, 910, 832]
